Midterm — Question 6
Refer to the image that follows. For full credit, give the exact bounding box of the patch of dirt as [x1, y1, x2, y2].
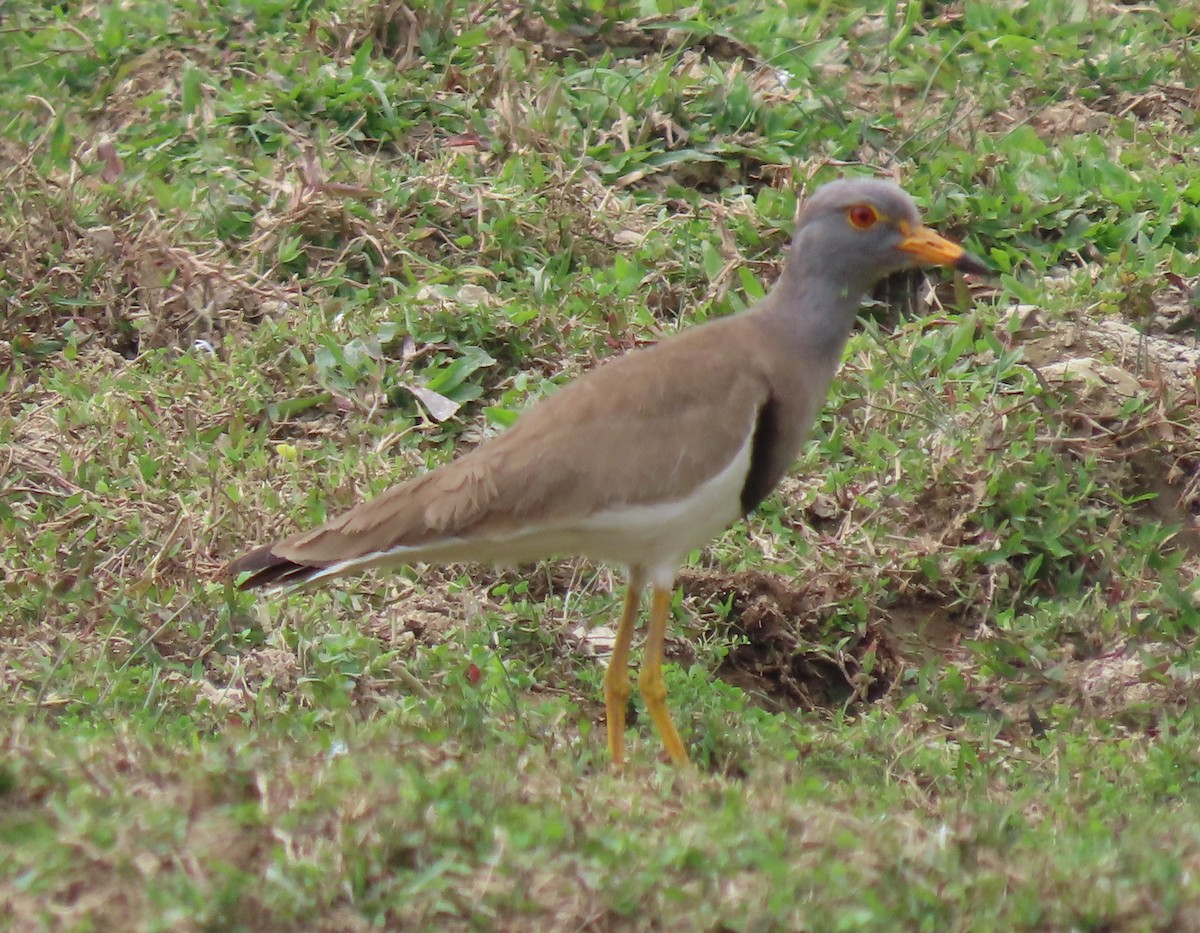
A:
[1092, 83, 1200, 136]
[1027, 99, 1113, 140]
[1005, 305, 1200, 402]
[982, 78, 1198, 151]
[1128, 447, 1200, 558]
[377, 603, 465, 649]
[91, 46, 195, 136]
[998, 303, 1200, 559]
[501, 9, 761, 65]
[239, 646, 302, 693]
[887, 594, 973, 658]
[976, 639, 1200, 738]
[1068, 642, 1192, 711]
[679, 568, 971, 713]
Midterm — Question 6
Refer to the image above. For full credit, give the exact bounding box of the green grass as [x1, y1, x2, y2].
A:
[3, 0, 1200, 929]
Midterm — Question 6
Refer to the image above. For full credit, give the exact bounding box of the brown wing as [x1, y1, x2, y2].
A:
[226, 313, 777, 586]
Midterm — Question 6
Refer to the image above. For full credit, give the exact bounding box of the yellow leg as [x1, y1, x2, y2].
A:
[603, 575, 642, 767]
[638, 587, 689, 766]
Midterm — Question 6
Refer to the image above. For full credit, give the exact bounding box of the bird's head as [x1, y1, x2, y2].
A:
[788, 178, 989, 292]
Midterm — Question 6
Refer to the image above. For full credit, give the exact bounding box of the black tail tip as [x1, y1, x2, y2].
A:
[221, 544, 324, 590]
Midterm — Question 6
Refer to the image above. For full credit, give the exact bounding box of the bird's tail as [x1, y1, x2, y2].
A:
[221, 544, 335, 590]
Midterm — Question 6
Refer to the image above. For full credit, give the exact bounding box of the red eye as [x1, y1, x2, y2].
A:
[848, 205, 878, 229]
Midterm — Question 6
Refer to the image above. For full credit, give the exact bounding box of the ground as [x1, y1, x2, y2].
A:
[3, 1, 1200, 930]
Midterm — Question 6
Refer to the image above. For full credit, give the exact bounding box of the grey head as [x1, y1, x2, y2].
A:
[783, 177, 988, 299]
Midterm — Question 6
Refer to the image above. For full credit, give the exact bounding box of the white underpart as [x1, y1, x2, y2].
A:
[301, 429, 756, 592]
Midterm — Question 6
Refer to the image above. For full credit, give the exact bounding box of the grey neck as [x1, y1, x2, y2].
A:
[754, 253, 870, 362]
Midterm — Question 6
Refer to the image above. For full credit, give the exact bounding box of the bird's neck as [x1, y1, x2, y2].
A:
[756, 256, 869, 361]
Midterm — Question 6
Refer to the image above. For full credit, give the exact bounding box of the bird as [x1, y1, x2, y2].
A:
[223, 177, 988, 767]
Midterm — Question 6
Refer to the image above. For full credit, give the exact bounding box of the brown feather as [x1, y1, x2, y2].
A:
[222, 543, 331, 590]
[226, 302, 840, 584]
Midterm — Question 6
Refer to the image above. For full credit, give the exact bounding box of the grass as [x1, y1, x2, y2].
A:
[2, 0, 1200, 929]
